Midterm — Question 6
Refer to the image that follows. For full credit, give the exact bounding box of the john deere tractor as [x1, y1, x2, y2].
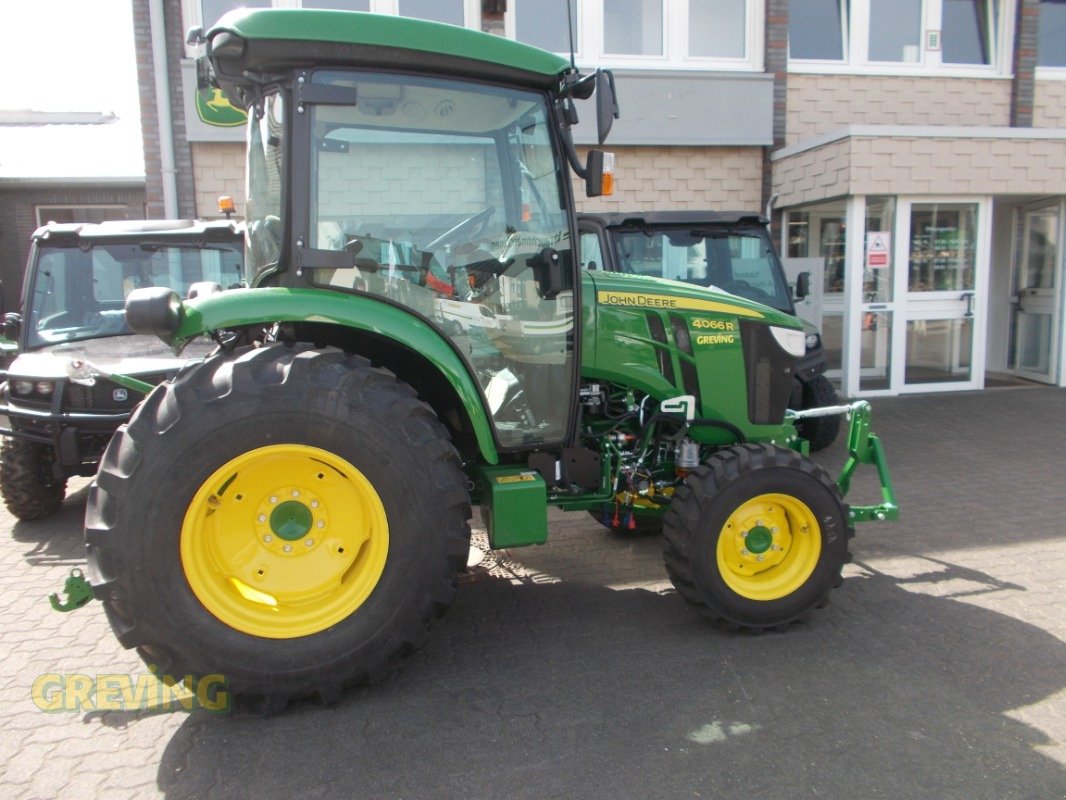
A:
[80, 9, 897, 709]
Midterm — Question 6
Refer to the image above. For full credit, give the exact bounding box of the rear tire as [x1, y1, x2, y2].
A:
[86, 343, 471, 709]
[794, 374, 841, 452]
[662, 443, 851, 629]
[0, 437, 67, 520]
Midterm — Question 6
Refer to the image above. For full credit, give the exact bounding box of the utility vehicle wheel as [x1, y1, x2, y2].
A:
[0, 437, 67, 520]
[794, 375, 841, 452]
[662, 443, 851, 630]
[86, 344, 471, 708]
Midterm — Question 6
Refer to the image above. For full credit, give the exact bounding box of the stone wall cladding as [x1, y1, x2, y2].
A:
[1034, 81, 1066, 128]
[773, 135, 1066, 206]
[191, 143, 246, 219]
[786, 75, 1013, 145]
[574, 146, 764, 213]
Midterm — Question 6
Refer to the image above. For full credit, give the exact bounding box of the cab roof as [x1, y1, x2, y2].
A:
[580, 211, 769, 229]
[32, 219, 244, 246]
[206, 9, 573, 94]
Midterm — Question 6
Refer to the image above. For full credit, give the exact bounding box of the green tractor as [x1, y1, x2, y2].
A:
[81, 9, 897, 708]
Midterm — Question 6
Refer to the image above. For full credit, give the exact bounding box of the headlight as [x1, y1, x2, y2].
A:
[805, 333, 820, 351]
[770, 325, 806, 358]
[13, 380, 34, 396]
[36, 381, 54, 396]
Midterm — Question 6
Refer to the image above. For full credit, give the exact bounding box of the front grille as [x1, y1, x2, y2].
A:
[61, 372, 169, 413]
[740, 322, 796, 425]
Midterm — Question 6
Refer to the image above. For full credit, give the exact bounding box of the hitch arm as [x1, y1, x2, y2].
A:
[49, 568, 95, 612]
[789, 401, 899, 523]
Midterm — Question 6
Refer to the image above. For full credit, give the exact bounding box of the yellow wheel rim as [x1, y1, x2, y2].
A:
[181, 444, 389, 639]
[715, 492, 821, 602]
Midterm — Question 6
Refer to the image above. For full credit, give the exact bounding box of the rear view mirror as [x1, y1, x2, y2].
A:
[795, 271, 811, 300]
[595, 70, 619, 145]
[2, 312, 21, 342]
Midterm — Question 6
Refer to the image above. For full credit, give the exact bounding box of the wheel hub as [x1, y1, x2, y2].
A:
[715, 492, 822, 602]
[270, 500, 313, 541]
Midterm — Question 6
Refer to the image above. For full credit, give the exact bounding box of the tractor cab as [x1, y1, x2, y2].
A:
[202, 9, 618, 450]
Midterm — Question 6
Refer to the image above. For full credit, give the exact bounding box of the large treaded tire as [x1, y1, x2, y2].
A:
[0, 437, 67, 521]
[86, 344, 471, 709]
[794, 374, 841, 452]
[662, 443, 852, 630]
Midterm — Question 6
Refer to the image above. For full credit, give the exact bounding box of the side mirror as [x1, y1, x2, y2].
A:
[795, 271, 811, 300]
[595, 69, 619, 145]
[2, 312, 21, 342]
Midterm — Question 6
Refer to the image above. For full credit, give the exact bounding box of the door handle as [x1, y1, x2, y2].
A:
[960, 291, 975, 318]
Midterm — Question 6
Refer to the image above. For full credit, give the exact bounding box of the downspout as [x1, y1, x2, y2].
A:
[149, 0, 179, 218]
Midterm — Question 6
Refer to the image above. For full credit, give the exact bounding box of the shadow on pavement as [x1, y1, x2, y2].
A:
[148, 561, 1066, 800]
[10, 482, 90, 567]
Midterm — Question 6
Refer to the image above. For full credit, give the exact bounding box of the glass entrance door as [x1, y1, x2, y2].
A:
[898, 200, 989, 392]
[1011, 202, 1062, 384]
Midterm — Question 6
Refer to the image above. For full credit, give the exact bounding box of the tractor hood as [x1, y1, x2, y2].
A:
[6, 336, 214, 380]
[586, 271, 801, 330]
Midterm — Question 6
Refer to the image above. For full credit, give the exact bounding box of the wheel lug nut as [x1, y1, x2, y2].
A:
[283, 544, 293, 553]
[316, 520, 325, 529]
[741, 548, 750, 556]
[258, 514, 266, 523]
[292, 490, 300, 497]
[305, 539, 314, 547]
[756, 554, 765, 562]
[263, 534, 273, 543]
[311, 501, 319, 509]
[270, 496, 278, 504]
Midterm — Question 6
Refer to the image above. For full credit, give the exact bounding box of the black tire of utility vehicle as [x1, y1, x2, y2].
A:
[0, 437, 67, 520]
[86, 343, 471, 710]
[662, 443, 851, 630]
[794, 375, 841, 452]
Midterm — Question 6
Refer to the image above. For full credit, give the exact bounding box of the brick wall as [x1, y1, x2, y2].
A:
[773, 134, 1066, 206]
[0, 186, 146, 312]
[574, 146, 764, 213]
[1034, 81, 1066, 128]
[786, 75, 1013, 145]
[135, 0, 196, 218]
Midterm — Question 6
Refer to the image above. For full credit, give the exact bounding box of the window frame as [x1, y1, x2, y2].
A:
[506, 0, 765, 73]
[787, 0, 1015, 78]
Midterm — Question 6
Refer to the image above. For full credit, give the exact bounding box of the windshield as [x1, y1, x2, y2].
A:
[612, 227, 793, 312]
[246, 93, 284, 283]
[299, 70, 575, 448]
[26, 242, 243, 349]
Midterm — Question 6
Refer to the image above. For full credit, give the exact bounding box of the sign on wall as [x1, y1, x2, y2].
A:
[182, 60, 247, 142]
[866, 231, 891, 269]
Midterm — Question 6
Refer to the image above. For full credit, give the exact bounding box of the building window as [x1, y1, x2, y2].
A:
[604, 0, 664, 56]
[689, 0, 747, 58]
[789, 0, 1007, 73]
[788, 0, 846, 60]
[510, 0, 763, 71]
[515, 0, 578, 53]
[868, 0, 922, 62]
[195, 0, 475, 31]
[1038, 0, 1066, 68]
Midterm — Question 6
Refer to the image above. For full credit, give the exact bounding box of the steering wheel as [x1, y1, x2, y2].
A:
[721, 279, 771, 302]
[425, 207, 494, 252]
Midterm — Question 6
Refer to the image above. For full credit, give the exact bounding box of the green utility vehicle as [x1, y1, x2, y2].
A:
[79, 9, 896, 708]
[578, 212, 841, 451]
[0, 220, 243, 519]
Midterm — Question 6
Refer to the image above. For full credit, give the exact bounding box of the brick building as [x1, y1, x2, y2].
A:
[0, 112, 145, 312]
[134, 0, 1066, 396]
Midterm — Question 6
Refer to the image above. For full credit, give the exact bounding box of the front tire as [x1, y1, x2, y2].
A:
[662, 444, 851, 629]
[86, 344, 471, 708]
[0, 437, 67, 520]
[794, 375, 841, 452]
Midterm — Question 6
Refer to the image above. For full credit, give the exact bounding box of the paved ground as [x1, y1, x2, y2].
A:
[1, 385, 1065, 800]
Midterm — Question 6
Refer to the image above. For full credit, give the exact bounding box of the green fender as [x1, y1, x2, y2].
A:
[172, 287, 499, 464]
